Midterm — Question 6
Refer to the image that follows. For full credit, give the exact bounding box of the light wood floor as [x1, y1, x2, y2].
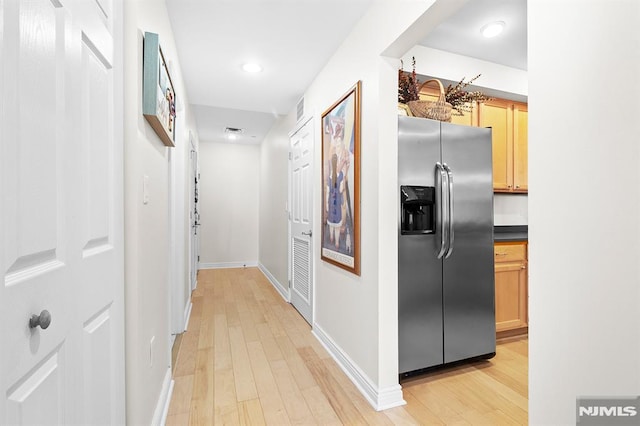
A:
[167, 268, 528, 425]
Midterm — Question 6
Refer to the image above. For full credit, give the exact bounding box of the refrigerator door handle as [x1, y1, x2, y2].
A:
[436, 162, 448, 259]
[443, 163, 455, 258]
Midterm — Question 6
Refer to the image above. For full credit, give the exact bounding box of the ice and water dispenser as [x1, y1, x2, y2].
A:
[400, 185, 435, 234]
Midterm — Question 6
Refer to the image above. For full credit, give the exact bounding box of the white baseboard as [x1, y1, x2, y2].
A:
[152, 368, 173, 426]
[182, 301, 193, 332]
[258, 262, 289, 301]
[312, 324, 405, 411]
[191, 276, 198, 291]
[199, 261, 258, 269]
[376, 384, 407, 411]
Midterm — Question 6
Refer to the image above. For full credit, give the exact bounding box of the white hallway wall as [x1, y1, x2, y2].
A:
[199, 142, 260, 268]
[123, 1, 198, 424]
[403, 45, 527, 97]
[529, 0, 640, 424]
[259, 113, 297, 290]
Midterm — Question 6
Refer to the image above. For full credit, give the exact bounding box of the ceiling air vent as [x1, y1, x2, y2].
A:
[224, 127, 243, 140]
[296, 97, 304, 123]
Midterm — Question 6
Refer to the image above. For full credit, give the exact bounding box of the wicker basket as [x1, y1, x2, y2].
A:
[407, 79, 452, 122]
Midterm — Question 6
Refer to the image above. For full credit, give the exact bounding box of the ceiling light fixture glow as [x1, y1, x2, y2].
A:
[242, 63, 263, 73]
[480, 21, 505, 38]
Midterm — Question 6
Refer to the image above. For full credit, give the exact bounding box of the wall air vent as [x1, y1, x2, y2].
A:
[296, 97, 304, 123]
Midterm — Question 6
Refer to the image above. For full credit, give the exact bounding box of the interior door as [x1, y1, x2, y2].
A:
[289, 118, 314, 324]
[0, 0, 125, 424]
[190, 135, 199, 291]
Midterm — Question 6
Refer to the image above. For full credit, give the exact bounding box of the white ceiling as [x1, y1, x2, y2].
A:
[165, 0, 526, 145]
[419, 0, 527, 71]
[165, 0, 374, 144]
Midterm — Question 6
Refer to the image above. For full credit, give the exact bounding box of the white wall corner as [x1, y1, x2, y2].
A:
[258, 262, 290, 302]
[151, 368, 173, 426]
[312, 325, 406, 411]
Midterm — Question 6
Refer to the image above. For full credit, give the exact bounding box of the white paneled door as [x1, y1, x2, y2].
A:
[289, 118, 314, 325]
[0, 0, 125, 424]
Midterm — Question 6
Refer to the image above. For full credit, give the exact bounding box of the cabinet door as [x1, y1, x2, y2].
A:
[494, 242, 526, 262]
[479, 100, 512, 191]
[495, 261, 528, 332]
[513, 103, 528, 192]
[450, 102, 478, 127]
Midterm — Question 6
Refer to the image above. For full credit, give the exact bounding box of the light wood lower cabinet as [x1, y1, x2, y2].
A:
[494, 242, 528, 336]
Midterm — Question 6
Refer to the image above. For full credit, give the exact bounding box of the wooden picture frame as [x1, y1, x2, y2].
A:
[321, 81, 361, 275]
[143, 32, 176, 147]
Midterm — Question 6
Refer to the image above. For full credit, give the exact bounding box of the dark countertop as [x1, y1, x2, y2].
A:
[494, 225, 528, 242]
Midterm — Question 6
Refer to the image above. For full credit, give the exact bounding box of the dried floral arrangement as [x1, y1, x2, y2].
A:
[444, 75, 492, 116]
[398, 57, 420, 104]
[398, 57, 492, 116]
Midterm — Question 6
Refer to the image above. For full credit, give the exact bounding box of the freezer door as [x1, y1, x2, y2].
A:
[398, 116, 444, 373]
[441, 122, 496, 363]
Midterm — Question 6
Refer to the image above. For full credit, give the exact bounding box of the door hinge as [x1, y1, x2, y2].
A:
[288, 152, 292, 160]
[197, 256, 200, 262]
[288, 279, 291, 288]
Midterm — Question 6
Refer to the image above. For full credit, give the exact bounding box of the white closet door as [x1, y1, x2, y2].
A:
[0, 0, 125, 424]
[289, 118, 314, 324]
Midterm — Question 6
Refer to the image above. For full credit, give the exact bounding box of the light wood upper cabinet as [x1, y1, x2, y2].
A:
[450, 103, 478, 127]
[494, 242, 528, 336]
[479, 100, 511, 191]
[513, 103, 528, 192]
[479, 99, 528, 193]
[410, 87, 528, 193]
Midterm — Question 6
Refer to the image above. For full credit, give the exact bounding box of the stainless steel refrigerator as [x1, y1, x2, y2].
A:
[398, 115, 496, 376]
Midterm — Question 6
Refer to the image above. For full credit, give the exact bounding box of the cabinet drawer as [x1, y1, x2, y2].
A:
[494, 243, 526, 262]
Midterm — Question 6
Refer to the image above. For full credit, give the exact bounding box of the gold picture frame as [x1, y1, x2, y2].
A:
[320, 81, 361, 275]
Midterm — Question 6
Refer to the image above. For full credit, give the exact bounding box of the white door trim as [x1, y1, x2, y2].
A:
[189, 132, 199, 292]
[169, 139, 189, 335]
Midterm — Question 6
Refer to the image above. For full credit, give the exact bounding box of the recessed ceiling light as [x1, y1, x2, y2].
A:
[242, 63, 263, 73]
[480, 21, 505, 38]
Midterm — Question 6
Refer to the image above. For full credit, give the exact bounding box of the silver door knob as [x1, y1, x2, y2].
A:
[29, 310, 52, 330]
[302, 231, 312, 237]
